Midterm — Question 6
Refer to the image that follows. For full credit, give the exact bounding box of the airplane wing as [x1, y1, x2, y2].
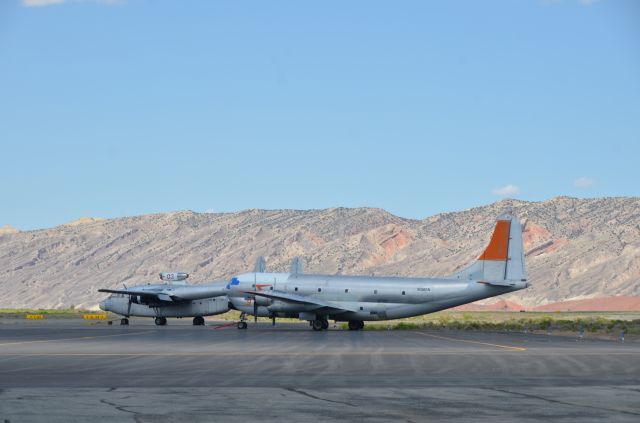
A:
[243, 290, 358, 313]
[98, 288, 179, 303]
[99, 281, 228, 304]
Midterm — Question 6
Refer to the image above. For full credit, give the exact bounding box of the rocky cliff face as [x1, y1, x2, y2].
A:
[1, 197, 639, 309]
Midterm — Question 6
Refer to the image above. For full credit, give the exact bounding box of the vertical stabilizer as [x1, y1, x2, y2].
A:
[450, 214, 526, 283]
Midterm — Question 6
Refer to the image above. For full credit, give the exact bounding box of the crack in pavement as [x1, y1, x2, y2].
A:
[284, 388, 357, 407]
[489, 388, 640, 417]
[100, 398, 139, 416]
[611, 386, 640, 394]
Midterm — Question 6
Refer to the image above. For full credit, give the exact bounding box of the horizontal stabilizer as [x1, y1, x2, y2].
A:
[477, 280, 516, 287]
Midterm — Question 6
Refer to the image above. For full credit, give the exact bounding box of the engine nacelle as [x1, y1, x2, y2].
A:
[159, 272, 189, 282]
[254, 296, 272, 307]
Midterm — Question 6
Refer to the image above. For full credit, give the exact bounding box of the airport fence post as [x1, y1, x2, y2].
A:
[579, 324, 584, 340]
[620, 330, 625, 343]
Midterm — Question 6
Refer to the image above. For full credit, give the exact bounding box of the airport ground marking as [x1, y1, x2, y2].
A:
[0, 350, 517, 357]
[0, 330, 156, 347]
[413, 331, 527, 351]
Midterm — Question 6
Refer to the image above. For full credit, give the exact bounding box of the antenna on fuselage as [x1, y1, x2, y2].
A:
[290, 256, 304, 275]
[254, 256, 267, 273]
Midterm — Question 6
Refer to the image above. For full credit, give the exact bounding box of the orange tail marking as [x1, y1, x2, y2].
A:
[479, 220, 511, 261]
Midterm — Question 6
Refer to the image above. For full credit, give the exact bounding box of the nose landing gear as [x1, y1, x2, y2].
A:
[120, 318, 129, 326]
[192, 316, 205, 326]
[237, 312, 248, 329]
[154, 317, 167, 326]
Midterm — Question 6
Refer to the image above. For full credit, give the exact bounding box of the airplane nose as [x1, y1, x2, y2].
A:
[99, 300, 107, 311]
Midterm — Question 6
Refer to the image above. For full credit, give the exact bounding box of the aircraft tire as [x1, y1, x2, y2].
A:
[348, 320, 364, 331]
[193, 316, 205, 326]
[120, 318, 129, 326]
[155, 317, 167, 326]
[321, 319, 329, 330]
[237, 321, 248, 330]
[312, 319, 324, 331]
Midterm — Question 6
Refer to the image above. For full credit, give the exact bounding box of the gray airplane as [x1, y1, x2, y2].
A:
[226, 214, 528, 330]
[98, 272, 229, 326]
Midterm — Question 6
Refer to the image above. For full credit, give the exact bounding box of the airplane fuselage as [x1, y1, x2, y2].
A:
[228, 272, 528, 321]
[101, 294, 230, 318]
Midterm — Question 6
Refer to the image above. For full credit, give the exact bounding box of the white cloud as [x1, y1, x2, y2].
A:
[574, 176, 595, 188]
[204, 208, 215, 214]
[22, 0, 66, 6]
[492, 184, 520, 197]
[22, 0, 122, 7]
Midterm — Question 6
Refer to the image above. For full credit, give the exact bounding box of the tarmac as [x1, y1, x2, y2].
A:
[0, 318, 639, 422]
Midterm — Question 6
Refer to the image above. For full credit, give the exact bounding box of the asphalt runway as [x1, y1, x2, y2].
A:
[1, 319, 639, 422]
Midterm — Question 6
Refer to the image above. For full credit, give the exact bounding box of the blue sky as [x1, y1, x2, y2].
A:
[1, 0, 639, 230]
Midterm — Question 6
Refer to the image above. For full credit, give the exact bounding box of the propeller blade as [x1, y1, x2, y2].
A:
[253, 299, 258, 322]
[126, 297, 132, 317]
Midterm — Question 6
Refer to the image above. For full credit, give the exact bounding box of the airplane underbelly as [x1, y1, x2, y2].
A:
[127, 298, 230, 318]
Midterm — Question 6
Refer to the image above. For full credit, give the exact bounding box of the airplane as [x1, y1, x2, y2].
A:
[226, 214, 529, 330]
[98, 272, 229, 326]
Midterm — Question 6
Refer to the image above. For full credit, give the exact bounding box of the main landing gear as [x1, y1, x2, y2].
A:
[120, 318, 129, 326]
[154, 317, 167, 326]
[312, 318, 330, 331]
[192, 316, 205, 326]
[348, 320, 364, 331]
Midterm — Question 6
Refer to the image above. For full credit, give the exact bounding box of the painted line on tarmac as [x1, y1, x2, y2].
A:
[0, 330, 156, 347]
[0, 349, 514, 357]
[413, 331, 527, 351]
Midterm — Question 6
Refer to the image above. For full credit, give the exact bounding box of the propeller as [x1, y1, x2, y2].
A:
[253, 298, 258, 322]
[122, 282, 131, 317]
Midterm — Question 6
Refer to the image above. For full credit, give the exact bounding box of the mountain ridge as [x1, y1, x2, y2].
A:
[1, 196, 638, 309]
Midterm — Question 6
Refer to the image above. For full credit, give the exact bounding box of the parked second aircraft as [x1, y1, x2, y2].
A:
[98, 272, 228, 325]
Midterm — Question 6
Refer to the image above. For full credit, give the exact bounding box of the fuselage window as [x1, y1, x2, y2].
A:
[295, 287, 298, 291]
[374, 289, 378, 294]
[402, 290, 406, 295]
[317, 288, 322, 292]
[344, 288, 349, 293]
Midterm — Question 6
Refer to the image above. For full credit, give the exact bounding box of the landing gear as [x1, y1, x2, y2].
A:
[120, 318, 129, 326]
[312, 317, 329, 331]
[154, 317, 167, 326]
[237, 312, 248, 330]
[193, 316, 205, 326]
[348, 320, 364, 331]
